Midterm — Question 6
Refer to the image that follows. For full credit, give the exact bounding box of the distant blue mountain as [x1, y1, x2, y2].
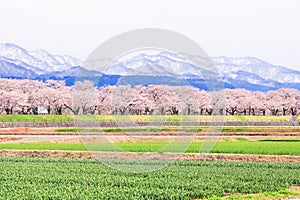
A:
[0, 59, 38, 79]
[1, 43, 300, 91]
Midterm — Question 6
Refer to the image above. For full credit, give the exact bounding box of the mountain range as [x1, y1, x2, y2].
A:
[0, 42, 300, 92]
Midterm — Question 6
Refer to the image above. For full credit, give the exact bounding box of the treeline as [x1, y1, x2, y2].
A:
[0, 78, 299, 116]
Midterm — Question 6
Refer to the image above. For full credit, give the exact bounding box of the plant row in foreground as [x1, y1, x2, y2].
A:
[0, 157, 299, 199]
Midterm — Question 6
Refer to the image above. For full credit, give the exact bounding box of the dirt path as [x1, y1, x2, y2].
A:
[1, 150, 299, 162]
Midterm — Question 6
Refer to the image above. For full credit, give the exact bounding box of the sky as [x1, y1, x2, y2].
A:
[0, 0, 299, 69]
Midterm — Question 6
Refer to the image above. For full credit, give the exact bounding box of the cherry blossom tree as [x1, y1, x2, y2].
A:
[96, 85, 114, 114]
[146, 85, 180, 115]
[65, 80, 97, 115]
[1, 78, 300, 117]
[196, 90, 212, 115]
[252, 91, 267, 115]
[128, 85, 153, 115]
[276, 88, 300, 116]
[266, 90, 283, 115]
[43, 80, 71, 115]
[173, 86, 199, 115]
[111, 85, 133, 115]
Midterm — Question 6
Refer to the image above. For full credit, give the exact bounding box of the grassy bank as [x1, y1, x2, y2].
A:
[54, 126, 300, 133]
[0, 114, 297, 123]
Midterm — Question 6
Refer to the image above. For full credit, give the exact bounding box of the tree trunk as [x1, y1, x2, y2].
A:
[226, 107, 236, 115]
[161, 107, 165, 115]
[291, 108, 297, 116]
[64, 104, 80, 115]
[171, 107, 178, 115]
[187, 106, 191, 115]
[271, 108, 279, 116]
[251, 108, 255, 115]
[5, 107, 12, 114]
[283, 108, 288, 116]
[56, 107, 62, 115]
[219, 108, 224, 115]
[47, 106, 51, 115]
[119, 107, 127, 115]
[248, 107, 252, 115]
[200, 108, 204, 115]
[206, 108, 213, 115]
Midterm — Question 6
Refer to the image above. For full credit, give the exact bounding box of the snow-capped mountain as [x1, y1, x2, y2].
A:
[213, 56, 300, 83]
[1, 42, 300, 91]
[0, 42, 82, 74]
[104, 52, 209, 77]
[42, 66, 102, 79]
[103, 52, 300, 86]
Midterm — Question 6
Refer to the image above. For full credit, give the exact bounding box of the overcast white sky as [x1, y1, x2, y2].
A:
[0, 0, 299, 69]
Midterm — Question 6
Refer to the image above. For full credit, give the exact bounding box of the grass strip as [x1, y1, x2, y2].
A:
[0, 114, 297, 123]
[1, 141, 299, 155]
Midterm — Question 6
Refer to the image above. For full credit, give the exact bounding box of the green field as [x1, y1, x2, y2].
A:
[1, 141, 299, 155]
[0, 114, 297, 123]
[0, 157, 299, 199]
[0, 114, 74, 123]
[1, 114, 299, 199]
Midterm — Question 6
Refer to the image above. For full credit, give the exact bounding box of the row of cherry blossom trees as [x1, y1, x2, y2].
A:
[0, 79, 71, 115]
[0, 78, 300, 116]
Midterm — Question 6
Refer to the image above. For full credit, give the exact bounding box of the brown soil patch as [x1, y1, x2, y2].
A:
[0, 150, 299, 162]
[1, 127, 300, 137]
[0, 128, 76, 135]
[1, 130, 300, 137]
[1, 135, 299, 143]
[20, 135, 300, 143]
[0, 128, 31, 133]
[0, 137, 23, 142]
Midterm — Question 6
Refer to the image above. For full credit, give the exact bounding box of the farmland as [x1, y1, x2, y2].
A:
[0, 141, 300, 155]
[0, 157, 299, 199]
[1, 115, 300, 199]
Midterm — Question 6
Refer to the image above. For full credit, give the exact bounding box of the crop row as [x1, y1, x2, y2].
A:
[0, 157, 299, 199]
[1, 141, 300, 155]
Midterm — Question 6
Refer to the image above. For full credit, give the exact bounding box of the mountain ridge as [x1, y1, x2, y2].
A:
[0, 42, 82, 74]
[0, 42, 299, 92]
